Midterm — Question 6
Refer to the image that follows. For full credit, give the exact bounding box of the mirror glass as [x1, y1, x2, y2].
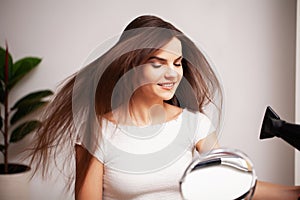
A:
[180, 148, 257, 200]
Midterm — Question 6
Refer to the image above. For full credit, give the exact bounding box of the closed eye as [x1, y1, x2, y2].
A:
[150, 62, 162, 68]
[174, 62, 182, 67]
[174, 57, 182, 67]
[148, 56, 182, 68]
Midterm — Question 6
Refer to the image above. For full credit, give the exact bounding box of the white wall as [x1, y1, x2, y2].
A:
[215, 0, 296, 186]
[0, 0, 297, 199]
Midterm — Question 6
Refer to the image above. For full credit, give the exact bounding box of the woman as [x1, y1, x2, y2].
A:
[30, 15, 299, 199]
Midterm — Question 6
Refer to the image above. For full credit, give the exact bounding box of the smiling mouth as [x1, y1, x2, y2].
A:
[157, 82, 176, 89]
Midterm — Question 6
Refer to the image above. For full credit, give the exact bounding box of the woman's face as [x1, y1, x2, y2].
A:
[135, 37, 183, 101]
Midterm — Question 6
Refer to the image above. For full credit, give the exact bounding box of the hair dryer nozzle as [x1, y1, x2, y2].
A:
[260, 106, 281, 139]
[259, 106, 300, 150]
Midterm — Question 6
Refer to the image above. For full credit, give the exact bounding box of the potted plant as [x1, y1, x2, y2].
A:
[0, 43, 53, 200]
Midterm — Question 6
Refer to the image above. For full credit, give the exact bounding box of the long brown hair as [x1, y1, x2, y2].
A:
[29, 15, 222, 192]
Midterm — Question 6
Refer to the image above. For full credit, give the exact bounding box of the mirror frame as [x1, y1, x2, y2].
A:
[179, 148, 257, 200]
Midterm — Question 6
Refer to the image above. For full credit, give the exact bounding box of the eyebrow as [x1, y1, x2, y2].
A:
[148, 56, 182, 62]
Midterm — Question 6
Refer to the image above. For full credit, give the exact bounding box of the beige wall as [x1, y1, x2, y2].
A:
[0, 0, 297, 199]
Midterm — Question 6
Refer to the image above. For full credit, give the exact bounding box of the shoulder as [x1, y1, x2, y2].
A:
[182, 108, 208, 120]
[182, 109, 214, 132]
[102, 108, 124, 125]
[102, 111, 115, 123]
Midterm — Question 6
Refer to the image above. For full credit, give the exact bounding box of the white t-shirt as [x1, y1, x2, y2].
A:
[76, 108, 214, 200]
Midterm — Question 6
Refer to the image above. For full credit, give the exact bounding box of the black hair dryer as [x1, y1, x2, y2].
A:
[260, 106, 300, 151]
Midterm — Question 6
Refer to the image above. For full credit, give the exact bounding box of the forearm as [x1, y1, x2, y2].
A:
[253, 180, 300, 200]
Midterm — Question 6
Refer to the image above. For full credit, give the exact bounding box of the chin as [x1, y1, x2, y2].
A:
[151, 88, 177, 101]
[160, 93, 176, 101]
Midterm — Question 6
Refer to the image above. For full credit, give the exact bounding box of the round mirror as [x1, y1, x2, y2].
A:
[180, 148, 257, 200]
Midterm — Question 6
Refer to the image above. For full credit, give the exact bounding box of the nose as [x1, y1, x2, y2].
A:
[164, 66, 178, 80]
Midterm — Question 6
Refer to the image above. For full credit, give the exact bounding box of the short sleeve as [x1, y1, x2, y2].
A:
[193, 113, 216, 145]
[75, 122, 105, 163]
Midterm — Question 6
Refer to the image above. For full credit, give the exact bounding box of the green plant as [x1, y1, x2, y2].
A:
[0, 44, 53, 174]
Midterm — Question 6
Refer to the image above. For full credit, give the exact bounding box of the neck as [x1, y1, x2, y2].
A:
[127, 92, 166, 126]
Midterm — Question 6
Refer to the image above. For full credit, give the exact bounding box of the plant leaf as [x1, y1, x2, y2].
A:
[11, 90, 53, 110]
[10, 120, 41, 143]
[8, 57, 41, 89]
[0, 144, 4, 154]
[10, 101, 47, 125]
[0, 47, 13, 82]
[12, 57, 41, 77]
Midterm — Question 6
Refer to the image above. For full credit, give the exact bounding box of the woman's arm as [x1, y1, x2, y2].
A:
[196, 137, 300, 199]
[195, 132, 219, 153]
[75, 145, 104, 200]
[253, 181, 300, 200]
